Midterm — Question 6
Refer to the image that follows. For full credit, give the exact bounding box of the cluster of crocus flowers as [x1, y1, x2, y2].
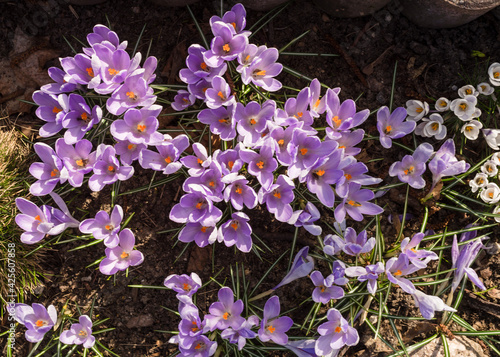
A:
[13, 303, 96, 349]
[164, 272, 295, 355]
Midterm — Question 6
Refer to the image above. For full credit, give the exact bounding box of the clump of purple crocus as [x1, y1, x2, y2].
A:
[79, 205, 123, 248]
[376, 106, 416, 149]
[315, 308, 359, 357]
[99, 228, 144, 275]
[388, 142, 433, 189]
[164, 272, 202, 304]
[59, 315, 96, 349]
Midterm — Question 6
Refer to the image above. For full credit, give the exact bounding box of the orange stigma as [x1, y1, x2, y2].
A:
[415, 107, 423, 113]
[345, 173, 352, 180]
[200, 226, 208, 233]
[250, 118, 257, 125]
[254, 70, 266, 76]
[85, 67, 94, 77]
[35, 320, 45, 327]
[183, 283, 191, 291]
[196, 202, 203, 209]
[53, 106, 62, 114]
[228, 161, 234, 170]
[120, 251, 129, 259]
[81, 112, 88, 121]
[217, 91, 225, 100]
[128, 144, 136, 150]
[126, 91, 137, 100]
[277, 139, 285, 146]
[108, 68, 118, 76]
[273, 191, 281, 199]
[108, 165, 115, 172]
[50, 168, 59, 177]
[165, 156, 172, 164]
[223, 312, 230, 320]
[105, 225, 112, 230]
[197, 158, 203, 164]
[137, 124, 146, 132]
[335, 326, 342, 333]
[394, 270, 402, 276]
[34, 215, 41, 221]
[267, 325, 276, 334]
[200, 62, 208, 71]
[385, 125, 392, 134]
[348, 200, 361, 207]
[332, 115, 341, 127]
[231, 221, 239, 230]
[300, 148, 308, 156]
[223, 43, 230, 52]
[256, 161, 264, 169]
[315, 169, 325, 177]
[235, 186, 243, 194]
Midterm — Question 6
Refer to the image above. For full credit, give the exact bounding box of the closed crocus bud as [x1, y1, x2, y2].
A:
[435, 97, 450, 112]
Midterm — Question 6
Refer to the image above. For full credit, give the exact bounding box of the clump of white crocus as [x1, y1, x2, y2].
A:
[480, 182, 500, 204]
[406, 100, 429, 121]
[450, 95, 480, 121]
[458, 84, 478, 98]
[488, 62, 500, 86]
[415, 113, 447, 140]
[483, 129, 500, 150]
[477, 82, 494, 96]
[435, 97, 450, 112]
[481, 160, 498, 177]
[461, 120, 482, 140]
[470, 173, 488, 193]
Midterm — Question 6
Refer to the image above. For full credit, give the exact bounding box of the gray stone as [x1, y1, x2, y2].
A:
[410, 335, 487, 357]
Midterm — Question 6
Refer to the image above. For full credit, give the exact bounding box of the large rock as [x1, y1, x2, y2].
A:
[410, 335, 487, 357]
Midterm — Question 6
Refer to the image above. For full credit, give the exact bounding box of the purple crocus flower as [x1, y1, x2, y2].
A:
[114, 140, 147, 165]
[299, 149, 344, 207]
[55, 138, 96, 187]
[59, 315, 95, 349]
[345, 262, 385, 295]
[205, 75, 236, 109]
[323, 234, 343, 256]
[220, 315, 260, 351]
[98, 228, 144, 275]
[180, 44, 227, 84]
[239, 142, 278, 190]
[428, 139, 470, 191]
[198, 105, 237, 141]
[15, 193, 79, 244]
[335, 158, 382, 198]
[258, 296, 294, 345]
[310, 270, 344, 304]
[334, 182, 384, 223]
[333, 128, 364, 156]
[451, 233, 486, 293]
[235, 100, 275, 147]
[32, 91, 67, 137]
[177, 334, 217, 357]
[258, 174, 295, 222]
[273, 246, 314, 290]
[308, 78, 330, 118]
[13, 303, 57, 343]
[287, 129, 337, 179]
[388, 142, 433, 189]
[41, 67, 78, 94]
[79, 205, 123, 248]
[218, 212, 253, 253]
[164, 273, 202, 304]
[285, 339, 318, 357]
[61, 94, 102, 144]
[177, 303, 205, 347]
[331, 227, 376, 256]
[204, 21, 248, 67]
[205, 287, 246, 331]
[275, 87, 312, 127]
[139, 135, 190, 175]
[106, 70, 156, 116]
[29, 142, 65, 196]
[110, 105, 164, 145]
[178, 222, 217, 248]
[241, 47, 282, 92]
[385, 254, 420, 294]
[60, 54, 98, 87]
[288, 201, 322, 236]
[376, 106, 416, 149]
[411, 290, 456, 320]
[85, 24, 127, 54]
[325, 90, 369, 140]
[400, 232, 438, 269]
[237, 44, 267, 72]
[181, 142, 212, 177]
[209, 3, 250, 36]
[171, 89, 196, 111]
[88, 145, 134, 192]
[188, 78, 211, 100]
[183, 164, 224, 197]
[169, 184, 223, 227]
[315, 308, 359, 357]
[268, 123, 300, 166]
[222, 173, 258, 210]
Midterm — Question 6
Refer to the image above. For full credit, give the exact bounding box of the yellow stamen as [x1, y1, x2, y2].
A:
[254, 69, 266, 76]
[465, 89, 472, 95]
[86, 67, 94, 77]
[197, 158, 203, 165]
[431, 122, 439, 131]
[332, 115, 341, 127]
[339, 145, 346, 149]
[245, 55, 250, 62]
[256, 161, 264, 169]
[315, 169, 325, 177]
[50, 168, 59, 177]
[300, 148, 308, 156]
[231, 22, 237, 30]
[126, 91, 137, 100]
[494, 72, 500, 79]
[477, 178, 484, 184]
[489, 192, 494, 198]
[108, 68, 118, 76]
[267, 325, 276, 334]
[296, 112, 303, 118]
[120, 251, 129, 259]
[314, 98, 321, 109]
[235, 186, 243, 194]
[416, 107, 423, 113]
[440, 100, 447, 107]
[223, 43, 230, 52]
[465, 126, 473, 132]
[277, 139, 285, 146]
[348, 200, 361, 207]
[459, 103, 467, 111]
[223, 312, 230, 320]
[137, 124, 146, 132]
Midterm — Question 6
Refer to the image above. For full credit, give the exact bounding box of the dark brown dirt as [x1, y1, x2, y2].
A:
[2, 0, 500, 356]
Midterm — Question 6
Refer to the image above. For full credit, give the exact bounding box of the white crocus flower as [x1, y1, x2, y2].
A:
[483, 129, 500, 150]
[470, 173, 488, 193]
[460, 120, 482, 140]
[458, 84, 478, 98]
[450, 95, 478, 121]
[480, 182, 500, 204]
[435, 97, 450, 112]
[415, 113, 446, 140]
[488, 62, 500, 86]
[406, 100, 429, 121]
[481, 160, 498, 177]
[493, 206, 500, 223]
[491, 152, 500, 166]
[477, 82, 494, 95]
